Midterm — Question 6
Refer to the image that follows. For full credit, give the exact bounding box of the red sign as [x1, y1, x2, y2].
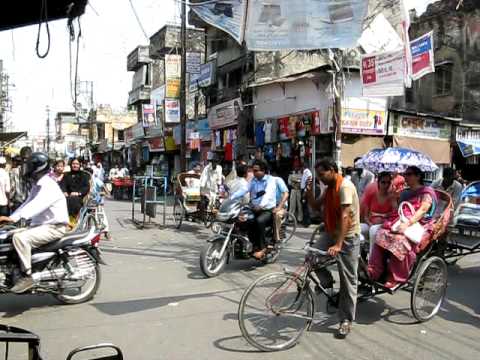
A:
[362, 56, 377, 84]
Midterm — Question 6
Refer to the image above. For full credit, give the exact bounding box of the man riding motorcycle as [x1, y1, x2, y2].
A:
[231, 160, 277, 259]
[0, 152, 69, 293]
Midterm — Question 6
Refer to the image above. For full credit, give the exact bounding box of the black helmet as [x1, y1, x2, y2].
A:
[23, 152, 50, 178]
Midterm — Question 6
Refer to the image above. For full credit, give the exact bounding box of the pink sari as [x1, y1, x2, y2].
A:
[369, 186, 437, 283]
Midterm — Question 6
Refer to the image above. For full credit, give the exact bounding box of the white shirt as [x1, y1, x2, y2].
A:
[109, 168, 120, 179]
[432, 179, 463, 209]
[301, 168, 313, 190]
[10, 174, 69, 226]
[200, 164, 222, 196]
[120, 168, 130, 177]
[0, 168, 11, 206]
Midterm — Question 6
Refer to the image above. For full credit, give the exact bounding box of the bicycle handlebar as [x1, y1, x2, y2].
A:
[304, 245, 328, 256]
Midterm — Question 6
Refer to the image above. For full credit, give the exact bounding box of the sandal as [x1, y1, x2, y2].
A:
[336, 320, 352, 339]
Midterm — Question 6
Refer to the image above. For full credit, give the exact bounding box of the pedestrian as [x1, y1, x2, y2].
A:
[351, 157, 374, 197]
[306, 158, 361, 339]
[288, 164, 303, 223]
[0, 156, 11, 216]
[60, 158, 91, 220]
[9, 147, 32, 212]
[432, 167, 463, 209]
[301, 162, 312, 226]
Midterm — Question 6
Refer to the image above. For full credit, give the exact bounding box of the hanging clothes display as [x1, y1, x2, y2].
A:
[270, 118, 279, 143]
[255, 122, 265, 147]
[224, 143, 233, 161]
[190, 131, 201, 151]
[297, 117, 306, 137]
[264, 120, 273, 143]
[288, 116, 297, 138]
[215, 130, 222, 148]
[279, 117, 289, 140]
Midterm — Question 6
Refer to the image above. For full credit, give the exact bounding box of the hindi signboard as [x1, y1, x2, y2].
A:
[361, 49, 405, 97]
[165, 99, 180, 124]
[341, 97, 387, 135]
[410, 31, 435, 81]
[208, 98, 243, 130]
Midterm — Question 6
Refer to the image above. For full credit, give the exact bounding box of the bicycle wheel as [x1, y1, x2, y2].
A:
[238, 272, 314, 352]
[173, 197, 184, 229]
[280, 213, 297, 245]
[411, 256, 448, 322]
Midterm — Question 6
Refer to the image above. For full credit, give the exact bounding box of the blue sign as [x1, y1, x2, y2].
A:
[189, 62, 215, 92]
[411, 35, 432, 57]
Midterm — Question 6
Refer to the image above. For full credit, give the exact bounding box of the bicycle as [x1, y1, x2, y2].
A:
[238, 223, 448, 352]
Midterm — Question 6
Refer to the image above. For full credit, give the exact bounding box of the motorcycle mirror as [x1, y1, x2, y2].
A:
[66, 344, 123, 360]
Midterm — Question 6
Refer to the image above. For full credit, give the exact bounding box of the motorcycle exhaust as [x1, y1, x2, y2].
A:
[32, 268, 67, 282]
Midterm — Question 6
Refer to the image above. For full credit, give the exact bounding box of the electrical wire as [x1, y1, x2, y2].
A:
[36, 0, 51, 58]
[128, 0, 150, 40]
[174, 0, 225, 6]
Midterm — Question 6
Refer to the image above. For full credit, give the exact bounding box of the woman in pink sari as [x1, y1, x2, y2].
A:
[368, 166, 438, 289]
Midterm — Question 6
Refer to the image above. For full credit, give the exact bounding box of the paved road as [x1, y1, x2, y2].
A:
[1, 200, 479, 359]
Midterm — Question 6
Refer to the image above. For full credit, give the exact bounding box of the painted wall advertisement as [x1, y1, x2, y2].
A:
[410, 31, 435, 81]
[361, 49, 405, 97]
[208, 97, 243, 130]
[341, 97, 387, 135]
[245, 0, 369, 51]
[391, 115, 452, 140]
[165, 99, 180, 124]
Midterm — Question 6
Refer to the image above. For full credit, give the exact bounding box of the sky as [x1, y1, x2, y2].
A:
[0, 0, 438, 136]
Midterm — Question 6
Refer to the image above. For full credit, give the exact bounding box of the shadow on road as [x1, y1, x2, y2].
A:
[0, 294, 60, 318]
[92, 288, 242, 316]
[213, 335, 264, 354]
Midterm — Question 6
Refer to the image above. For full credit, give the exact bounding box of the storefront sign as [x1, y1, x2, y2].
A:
[361, 49, 405, 97]
[208, 98, 243, 130]
[391, 115, 451, 140]
[132, 122, 145, 139]
[165, 55, 181, 79]
[151, 85, 165, 104]
[165, 99, 180, 124]
[166, 78, 181, 98]
[187, 118, 211, 141]
[411, 31, 435, 81]
[142, 104, 156, 128]
[245, 0, 369, 51]
[341, 97, 387, 135]
[186, 52, 202, 74]
[189, 62, 215, 92]
[146, 124, 163, 137]
[311, 110, 333, 135]
[148, 138, 165, 152]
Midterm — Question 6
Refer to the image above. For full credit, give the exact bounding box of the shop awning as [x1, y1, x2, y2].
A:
[341, 136, 385, 167]
[393, 136, 451, 164]
[0, 131, 27, 147]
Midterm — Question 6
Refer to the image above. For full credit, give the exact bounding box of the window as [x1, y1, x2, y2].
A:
[97, 123, 105, 140]
[435, 63, 453, 96]
[117, 129, 125, 141]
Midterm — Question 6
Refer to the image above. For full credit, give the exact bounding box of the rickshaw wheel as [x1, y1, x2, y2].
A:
[173, 197, 184, 229]
[411, 256, 448, 322]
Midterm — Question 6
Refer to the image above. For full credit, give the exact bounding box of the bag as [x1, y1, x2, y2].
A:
[392, 201, 425, 244]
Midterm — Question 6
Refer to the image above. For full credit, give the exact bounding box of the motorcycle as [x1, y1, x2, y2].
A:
[199, 194, 283, 277]
[0, 219, 104, 304]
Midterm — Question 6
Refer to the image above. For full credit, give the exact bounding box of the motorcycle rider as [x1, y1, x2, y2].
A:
[0, 152, 69, 293]
[271, 170, 289, 243]
[232, 160, 276, 259]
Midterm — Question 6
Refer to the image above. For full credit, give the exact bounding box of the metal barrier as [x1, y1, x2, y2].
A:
[131, 176, 168, 228]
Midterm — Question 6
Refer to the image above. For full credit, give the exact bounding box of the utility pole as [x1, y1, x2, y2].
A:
[180, 0, 187, 172]
[46, 105, 50, 153]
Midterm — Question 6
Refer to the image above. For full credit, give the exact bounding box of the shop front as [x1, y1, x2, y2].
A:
[208, 97, 243, 168]
[388, 110, 457, 179]
[340, 97, 388, 168]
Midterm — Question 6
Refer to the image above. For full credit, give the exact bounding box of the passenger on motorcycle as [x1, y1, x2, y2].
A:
[271, 170, 289, 243]
[231, 160, 277, 260]
[0, 152, 69, 293]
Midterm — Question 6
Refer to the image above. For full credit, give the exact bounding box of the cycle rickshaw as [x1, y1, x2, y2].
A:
[172, 172, 220, 229]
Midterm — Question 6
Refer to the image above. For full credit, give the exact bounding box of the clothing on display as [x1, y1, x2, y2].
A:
[279, 117, 289, 140]
[270, 118, 279, 143]
[255, 122, 265, 147]
[281, 141, 292, 158]
[288, 116, 297, 138]
[224, 143, 233, 161]
[264, 120, 273, 143]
